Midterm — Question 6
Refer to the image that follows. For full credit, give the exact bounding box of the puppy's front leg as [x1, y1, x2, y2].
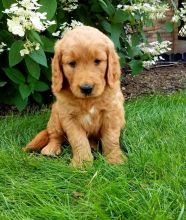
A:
[101, 112, 128, 164]
[63, 120, 93, 167]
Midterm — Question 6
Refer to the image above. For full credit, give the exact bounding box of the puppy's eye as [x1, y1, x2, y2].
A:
[94, 59, 101, 65]
[68, 61, 76, 68]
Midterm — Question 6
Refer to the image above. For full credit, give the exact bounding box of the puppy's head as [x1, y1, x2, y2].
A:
[52, 26, 121, 98]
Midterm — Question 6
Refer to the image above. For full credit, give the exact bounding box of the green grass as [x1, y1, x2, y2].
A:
[0, 92, 185, 220]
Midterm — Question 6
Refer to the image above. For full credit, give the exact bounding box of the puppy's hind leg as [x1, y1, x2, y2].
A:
[41, 104, 64, 157]
[41, 133, 64, 157]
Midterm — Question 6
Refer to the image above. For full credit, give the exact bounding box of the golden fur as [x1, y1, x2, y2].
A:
[24, 26, 127, 167]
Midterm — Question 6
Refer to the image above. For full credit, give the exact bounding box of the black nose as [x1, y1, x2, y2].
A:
[80, 84, 93, 95]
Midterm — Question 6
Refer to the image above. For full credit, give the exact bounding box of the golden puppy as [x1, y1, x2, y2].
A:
[24, 26, 127, 167]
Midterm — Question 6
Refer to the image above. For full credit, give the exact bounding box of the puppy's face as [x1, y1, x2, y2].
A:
[52, 26, 121, 97]
[62, 42, 107, 98]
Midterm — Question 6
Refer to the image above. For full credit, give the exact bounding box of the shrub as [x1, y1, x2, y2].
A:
[0, 0, 175, 110]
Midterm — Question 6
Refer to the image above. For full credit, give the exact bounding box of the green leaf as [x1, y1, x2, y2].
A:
[39, 0, 57, 20]
[0, 81, 7, 87]
[129, 60, 143, 75]
[2, 0, 16, 8]
[113, 10, 129, 23]
[3, 68, 25, 84]
[101, 21, 111, 33]
[41, 66, 51, 81]
[165, 21, 174, 33]
[34, 80, 49, 92]
[47, 16, 57, 33]
[118, 52, 125, 68]
[27, 75, 36, 92]
[91, 1, 102, 12]
[32, 92, 43, 104]
[19, 84, 31, 100]
[25, 56, 40, 79]
[0, 30, 14, 47]
[98, 0, 115, 17]
[0, 1, 4, 19]
[9, 40, 24, 67]
[29, 48, 48, 67]
[40, 36, 55, 53]
[127, 43, 142, 58]
[13, 93, 28, 111]
[47, 22, 58, 34]
[110, 23, 122, 49]
[131, 33, 141, 46]
[27, 30, 43, 45]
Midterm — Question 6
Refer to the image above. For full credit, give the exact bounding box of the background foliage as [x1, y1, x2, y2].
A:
[0, 0, 174, 110]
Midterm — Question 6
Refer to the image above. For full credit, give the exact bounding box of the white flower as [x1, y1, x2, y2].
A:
[52, 31, 61, 37]
[0, 42, 7, 54]
[20, 40, 40, 56]
[117, 4, 123, 9]
[120, 2, 169, 21]
[44, 20, 56, 28]
[59, 0, 78, 12]
[1, 42, 7, 47]
[20, 48, 29, 56]
[139, 40, 171, 68]
[171, 14, 180, 23]
[35, 43, 40, 50]
[32, 0, 41, 7]
[37, 12, 47, 20]
[7, 18, 25, 37]
[20, 0, 40, 10]
[30, 16, 45, 31]
[143, 60, 155, 69]
[71, 20, 83, 28]
[53, 20, 83, 37]
[4, 0, 55, 37]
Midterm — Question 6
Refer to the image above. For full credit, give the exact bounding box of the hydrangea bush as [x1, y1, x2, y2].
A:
[0, 0, 178, 110]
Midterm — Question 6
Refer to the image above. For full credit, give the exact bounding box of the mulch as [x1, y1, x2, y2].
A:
[122, 63, 186, 100]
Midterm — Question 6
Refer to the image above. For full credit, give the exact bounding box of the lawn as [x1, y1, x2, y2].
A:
[0, 92, 185, 220]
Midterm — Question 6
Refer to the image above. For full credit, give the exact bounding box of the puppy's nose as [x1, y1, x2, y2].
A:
[80, 84, 93, 95]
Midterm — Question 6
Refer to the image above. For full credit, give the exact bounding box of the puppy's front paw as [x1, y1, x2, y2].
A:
[70, 153, 93, 168]
[106, 151, 128, 164]
[41, 144, 61, 157]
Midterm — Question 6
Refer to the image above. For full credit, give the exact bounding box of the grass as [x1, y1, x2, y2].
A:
[0, 92, 185, 220]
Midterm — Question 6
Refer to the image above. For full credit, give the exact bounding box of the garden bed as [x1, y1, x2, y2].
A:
[122, 63, 186, 99]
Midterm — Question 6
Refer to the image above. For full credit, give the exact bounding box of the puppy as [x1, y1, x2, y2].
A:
[24, 26, 127, 167]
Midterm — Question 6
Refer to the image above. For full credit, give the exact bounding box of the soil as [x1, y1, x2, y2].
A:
[0, 63, 185, 115]
[121, 63, 186, 100]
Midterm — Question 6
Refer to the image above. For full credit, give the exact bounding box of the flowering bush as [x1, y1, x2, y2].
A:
[0, 0, 177, 110]
[138, 41, 172, 69]
[4, 1, 55, 36]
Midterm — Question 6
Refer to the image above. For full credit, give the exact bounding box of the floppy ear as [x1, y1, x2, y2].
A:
[107, 42, 121, 88]
[51, 40, 63, 93]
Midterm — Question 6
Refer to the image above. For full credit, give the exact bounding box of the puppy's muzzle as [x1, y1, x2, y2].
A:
[80, 84, 93, 95]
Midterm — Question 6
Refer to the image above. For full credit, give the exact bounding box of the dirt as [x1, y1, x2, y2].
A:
[0, 63, 185, 115]
[121, 63, 186, 100]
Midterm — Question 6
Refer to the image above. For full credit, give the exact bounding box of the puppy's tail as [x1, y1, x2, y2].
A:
[23, 129, 49, 152]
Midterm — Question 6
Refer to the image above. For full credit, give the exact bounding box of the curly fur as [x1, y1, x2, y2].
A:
[24, 26, 127, 167]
